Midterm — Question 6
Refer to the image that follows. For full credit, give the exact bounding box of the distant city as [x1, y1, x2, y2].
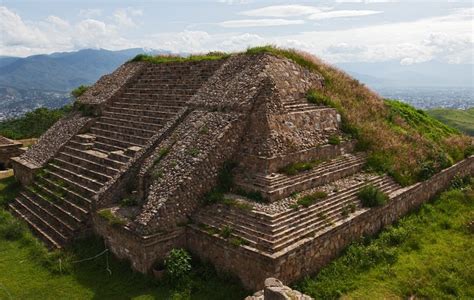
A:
[0, 86, 473, 121]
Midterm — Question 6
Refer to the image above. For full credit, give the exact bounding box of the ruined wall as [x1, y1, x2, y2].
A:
[187, 156, 474, 290]
[239, 140, 356, 174]
[93, 214, 186, 273]
[0, 136, 23, 169]
[134, 111, 245, 234]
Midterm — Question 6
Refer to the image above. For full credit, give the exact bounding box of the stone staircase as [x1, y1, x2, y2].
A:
[283, 98, 322, 113]
[192, 174, 401, 255]
[9, 61, 222, 249]
[235, 153, 366, 202]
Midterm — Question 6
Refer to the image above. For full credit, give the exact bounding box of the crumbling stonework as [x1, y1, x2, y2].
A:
[246, 278, 313, 300]
[0, 136, 23, 169]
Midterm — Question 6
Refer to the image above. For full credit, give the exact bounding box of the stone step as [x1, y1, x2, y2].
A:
[127, 87, 199, 95]
[115, 97, 188, 107]
[20, 190, 77, 233]
[266, 156, 365, 188]
[121, 93, 191, 102]
[57, 151, 120, 177]
[93, 121, 156, 138]
[25, 184, 84, 224]
[62, 146, 125, 170]
[105, 107, 175, 119]
[39, 176, 91, 211]
[46, 169, 97, 198]
[111, 102, 182, 113]
[102, 111, 168, 124]
[99, 116, 164, 131]
[48, 163, 104, 191]
[269, 181, 401, 253]
[90, 128, 148, 146]
[52, 157, 111, 183]
[10, 197, 69, 244]
[92, 132, 143, 149]
[8, 202, 62, 249]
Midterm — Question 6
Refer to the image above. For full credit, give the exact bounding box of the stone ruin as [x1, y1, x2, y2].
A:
[0, 135, 24, 170]
[9, 52, 474, 290]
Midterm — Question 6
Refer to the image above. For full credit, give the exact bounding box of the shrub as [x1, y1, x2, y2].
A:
[357, 184, 389, 207]
[165, 248, 192, 281]
[220, 225, 233, 239]
[71, 85, 89, 99]
[306, 89, 332, 106]
[297, 191, 328, 207]
[279, 159, 322, 176]
[328, 134, 341, 145]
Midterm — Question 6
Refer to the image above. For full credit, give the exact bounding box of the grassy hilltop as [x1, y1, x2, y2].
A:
[427, 107, 474, 136]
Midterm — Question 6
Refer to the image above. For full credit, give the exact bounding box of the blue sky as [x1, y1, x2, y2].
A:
[1, 0, 473, 65]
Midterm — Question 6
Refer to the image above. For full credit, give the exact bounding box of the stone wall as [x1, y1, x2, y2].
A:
[238, 140, 356, 175]
[0, 136, 23, 169]
[93, 213, 186, 273]
[246, 278, 313, 300]
[186, 156, 474, 290]
[134, 111, 246, 233]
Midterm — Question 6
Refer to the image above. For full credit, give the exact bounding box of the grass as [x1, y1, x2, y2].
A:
[279, 159, 323, 176]
[427, 107, 474, 136]
[296, 179, 474, 299]
[0, 177, 248, 300]
[244, 45, 471, 186]
[0, 106, 72, 139]
[71, 85, 89, 99]
[297, 191, 328, 207]
[97, 209, 127, 227]
[357, 184, 389, 208]
[129, 52, 230, 64]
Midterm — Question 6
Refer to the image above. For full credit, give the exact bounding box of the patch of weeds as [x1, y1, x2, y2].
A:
[152, 169, 164, 180]
[328, 134, 341, 145]
[279, 159, 323, 176]
[153, 147, 170, 165]
[358, 184, 389, 208]
[341, 205, 350, 218]
[198, 223, 219, 235]
[120, 196, 138, 207]
[219, 225, 233, 239]
[233, 188, 265, 202]
[297, 191, 328, 207]
[230, 237, 250, 247]
[71, 85, 89, 99]
[306, 89, 333, 106]
[98, 209, 127, 227]
[187, 148, 200, 157]
[199, 126, 209, 134]
[129, 53, 229, 64]
[289, 203, 300, 210]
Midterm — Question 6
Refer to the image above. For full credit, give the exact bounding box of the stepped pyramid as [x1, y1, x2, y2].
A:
[10, 52, 473, 290]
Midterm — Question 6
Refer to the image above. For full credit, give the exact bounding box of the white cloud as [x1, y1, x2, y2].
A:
[113, 8, 143, 27]
[240, 5, 327, 17]
[308, 10, 382, 20]
[78, 8, 102, 18]
[219, 18, 304, 28]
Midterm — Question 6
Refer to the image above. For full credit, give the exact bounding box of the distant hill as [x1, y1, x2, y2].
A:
[0, 48, 170, 120]
[0, 48, 170, 91]
[427, 108, 474, 136]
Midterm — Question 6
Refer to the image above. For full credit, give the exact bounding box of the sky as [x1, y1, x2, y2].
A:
[0, 0, 473, 65]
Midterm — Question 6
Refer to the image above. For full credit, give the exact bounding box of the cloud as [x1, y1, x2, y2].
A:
[113, 7, 143, 27]
[0, 6, 135, 56]
[308, 10, 382, 20]
[78, 9, 102, 18]
[240, 5, 327, 17]
[219, 18, 304, 28]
